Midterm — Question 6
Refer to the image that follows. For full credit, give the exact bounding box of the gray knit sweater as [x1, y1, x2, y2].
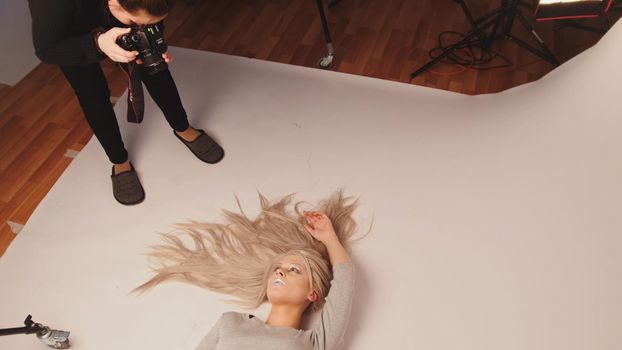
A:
[196, 263, 355, 350]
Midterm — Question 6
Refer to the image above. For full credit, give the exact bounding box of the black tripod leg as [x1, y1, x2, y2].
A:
[410, 26, 493, 79]
[411, 3, 505, 79]
[0, 326, 30, 336]
[411, 1, 507, 79]
[455, 0, 489, 44]
[485, 2, 508, 48]
[0, 315, 43, 336]
[315, 0, 335, 68]
[510, 11, 560, 65]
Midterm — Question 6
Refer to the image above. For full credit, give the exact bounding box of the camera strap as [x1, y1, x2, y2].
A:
[119, 62, 145, 124]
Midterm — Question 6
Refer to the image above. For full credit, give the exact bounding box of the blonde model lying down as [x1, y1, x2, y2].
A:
[134, 191, 359, 350]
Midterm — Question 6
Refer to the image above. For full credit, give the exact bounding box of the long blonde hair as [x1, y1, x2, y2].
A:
[133, 191, 358, 312]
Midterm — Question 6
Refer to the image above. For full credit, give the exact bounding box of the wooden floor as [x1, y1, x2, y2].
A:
[0, 0, 619, 256]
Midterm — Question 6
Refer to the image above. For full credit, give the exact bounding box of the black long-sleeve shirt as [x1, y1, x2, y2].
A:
[29, 0, 167, 68]
[28, 0, 111, 66]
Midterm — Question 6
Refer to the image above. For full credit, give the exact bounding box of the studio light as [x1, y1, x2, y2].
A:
[534, 0, 614, 21]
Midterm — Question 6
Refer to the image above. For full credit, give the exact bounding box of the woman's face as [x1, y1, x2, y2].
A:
[108, 0, 168, 26]
[266, 254, 317, 307]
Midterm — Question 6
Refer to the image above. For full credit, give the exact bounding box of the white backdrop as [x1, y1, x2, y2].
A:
[0, 20, 620, 350]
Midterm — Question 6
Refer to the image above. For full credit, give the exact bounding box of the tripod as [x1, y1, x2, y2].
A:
[411, 0, 559, 79]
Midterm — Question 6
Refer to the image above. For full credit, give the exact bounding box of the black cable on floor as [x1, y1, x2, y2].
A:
[429, 30, 513, 70]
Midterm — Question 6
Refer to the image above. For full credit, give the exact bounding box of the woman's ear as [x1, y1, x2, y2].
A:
[308, 291, 318, 302]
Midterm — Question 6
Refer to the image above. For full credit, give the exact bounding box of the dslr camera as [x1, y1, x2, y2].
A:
[116, 24, 168, 75]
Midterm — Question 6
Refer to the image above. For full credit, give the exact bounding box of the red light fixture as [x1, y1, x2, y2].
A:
[534, 0, 614, 21]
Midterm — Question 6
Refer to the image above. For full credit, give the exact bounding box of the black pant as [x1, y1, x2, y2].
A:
[60, 63, 190, 164]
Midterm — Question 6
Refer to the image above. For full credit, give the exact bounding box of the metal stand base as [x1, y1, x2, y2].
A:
[0, 315, 70, 349]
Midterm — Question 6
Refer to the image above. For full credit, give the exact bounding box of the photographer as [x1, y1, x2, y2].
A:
[28, 0, 224, 205]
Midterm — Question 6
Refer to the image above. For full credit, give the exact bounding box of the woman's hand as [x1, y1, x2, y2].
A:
[97, 27, 138, 63]
[304, 211, 351, 265]
[162, 51, 173, 63]
[303, 211, 338, 244]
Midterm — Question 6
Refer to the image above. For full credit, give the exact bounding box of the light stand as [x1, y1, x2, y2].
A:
[316, 0, 344, 68]
[411, 0, 559, 79]
[184, 0, 344, 68]
[0, 315, 70, 349]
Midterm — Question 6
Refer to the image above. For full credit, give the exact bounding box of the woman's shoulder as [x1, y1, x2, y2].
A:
[220, 311, 255, 324]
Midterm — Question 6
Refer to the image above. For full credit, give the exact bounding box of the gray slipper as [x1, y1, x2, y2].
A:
[111, 163, 145, 205]
[174, 129, 224, 164]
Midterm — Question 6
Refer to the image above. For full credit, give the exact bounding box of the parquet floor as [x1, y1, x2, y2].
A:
[0, 0, 619, 256]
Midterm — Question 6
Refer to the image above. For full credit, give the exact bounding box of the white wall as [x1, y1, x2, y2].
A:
[0, 0, 40, 85]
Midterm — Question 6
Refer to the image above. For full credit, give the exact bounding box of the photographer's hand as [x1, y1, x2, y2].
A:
[162, 51, 173, 63]
[97, 27, 138, 63]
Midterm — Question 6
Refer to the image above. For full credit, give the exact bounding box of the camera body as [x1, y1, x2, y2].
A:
[116, 24, 168, 75]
